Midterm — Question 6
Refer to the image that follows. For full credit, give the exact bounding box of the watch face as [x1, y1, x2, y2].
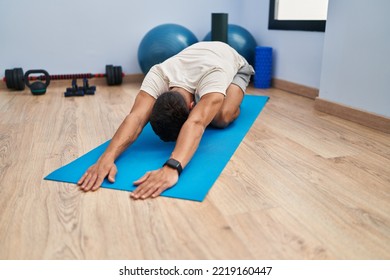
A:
[168, 159, 180, 168]
[165, 158, 182, 175]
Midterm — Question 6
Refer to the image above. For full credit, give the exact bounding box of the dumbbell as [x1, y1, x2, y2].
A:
[3, 65, 124, 91]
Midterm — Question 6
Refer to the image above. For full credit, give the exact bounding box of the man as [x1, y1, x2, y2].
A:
[78, 41, 254, 199]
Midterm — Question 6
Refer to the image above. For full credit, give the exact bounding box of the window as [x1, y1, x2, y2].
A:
[268, 0, 328, 32]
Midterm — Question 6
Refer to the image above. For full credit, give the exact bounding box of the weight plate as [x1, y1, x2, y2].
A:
[114, 66, 120, 85]
[5, 69, 13, 89]
[112, 66, 117, 85]
[15, 68, 25, 90]
[106, 65, 114, 85]
[115, 66, 123, 85]
[12, 68, 18, 90]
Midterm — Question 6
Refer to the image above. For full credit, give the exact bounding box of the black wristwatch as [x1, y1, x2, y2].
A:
[163, 158, 183, 175]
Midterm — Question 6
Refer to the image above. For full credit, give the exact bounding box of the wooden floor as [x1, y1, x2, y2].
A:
[0, 80, 389, 260]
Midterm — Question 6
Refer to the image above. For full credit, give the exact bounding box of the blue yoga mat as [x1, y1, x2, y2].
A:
[45, 95, 269, 201]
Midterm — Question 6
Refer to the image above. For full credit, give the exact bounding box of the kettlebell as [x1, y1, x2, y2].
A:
[24, 69, 50, 95]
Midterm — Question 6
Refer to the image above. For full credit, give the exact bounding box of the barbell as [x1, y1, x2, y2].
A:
[3, 65, 124, 91]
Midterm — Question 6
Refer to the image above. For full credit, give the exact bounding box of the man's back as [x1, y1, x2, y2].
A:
[143, 41, 248, 100]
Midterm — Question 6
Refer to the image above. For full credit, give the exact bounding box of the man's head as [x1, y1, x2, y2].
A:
[150, 91, 191, 142]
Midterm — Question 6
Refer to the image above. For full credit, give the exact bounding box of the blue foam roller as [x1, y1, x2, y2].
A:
[254, 46, 273, 89]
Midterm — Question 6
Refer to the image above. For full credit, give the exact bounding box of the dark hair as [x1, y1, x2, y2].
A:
[150, 91, 190, 142]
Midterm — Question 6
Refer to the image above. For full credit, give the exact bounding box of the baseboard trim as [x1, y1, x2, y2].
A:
[272, 78, 319, 99]
[315, 97, 390, 134]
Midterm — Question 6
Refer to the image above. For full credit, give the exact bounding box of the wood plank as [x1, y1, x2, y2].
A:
[240, 137, 390, 259]
[228, 208, 330, 259]
[251, 89, 362, 158]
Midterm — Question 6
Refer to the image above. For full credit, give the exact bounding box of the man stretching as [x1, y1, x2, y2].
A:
[78, 41, 254, 199]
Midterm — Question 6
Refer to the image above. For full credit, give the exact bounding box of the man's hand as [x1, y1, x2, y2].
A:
[77, 160, 117, 192]
[131, 166, 179, 199]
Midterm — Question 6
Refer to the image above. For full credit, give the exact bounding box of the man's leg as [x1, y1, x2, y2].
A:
[211, 63, 254, 128]
[211, 83, 244, 128]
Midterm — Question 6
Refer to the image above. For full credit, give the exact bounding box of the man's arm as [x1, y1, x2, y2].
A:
[78, 91, 155, 191]
[131, 92, 224, 199]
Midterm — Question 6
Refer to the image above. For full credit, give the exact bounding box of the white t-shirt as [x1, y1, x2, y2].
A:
[140, 41, 248, 102]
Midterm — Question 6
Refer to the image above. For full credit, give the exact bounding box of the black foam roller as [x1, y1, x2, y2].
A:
[211, 13, 228, 43]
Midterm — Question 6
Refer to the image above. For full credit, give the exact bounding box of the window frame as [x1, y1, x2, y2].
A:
[268, 0, 327, 32]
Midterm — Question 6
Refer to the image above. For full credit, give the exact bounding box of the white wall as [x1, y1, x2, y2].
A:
[1, 0, 324, 89]
[319, 0, 390, 117]
[0, 0, 241, 75]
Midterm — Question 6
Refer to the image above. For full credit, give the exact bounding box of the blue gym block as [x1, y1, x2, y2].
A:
[45, 95, 269, 202]
[254, 46, 273, 89]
